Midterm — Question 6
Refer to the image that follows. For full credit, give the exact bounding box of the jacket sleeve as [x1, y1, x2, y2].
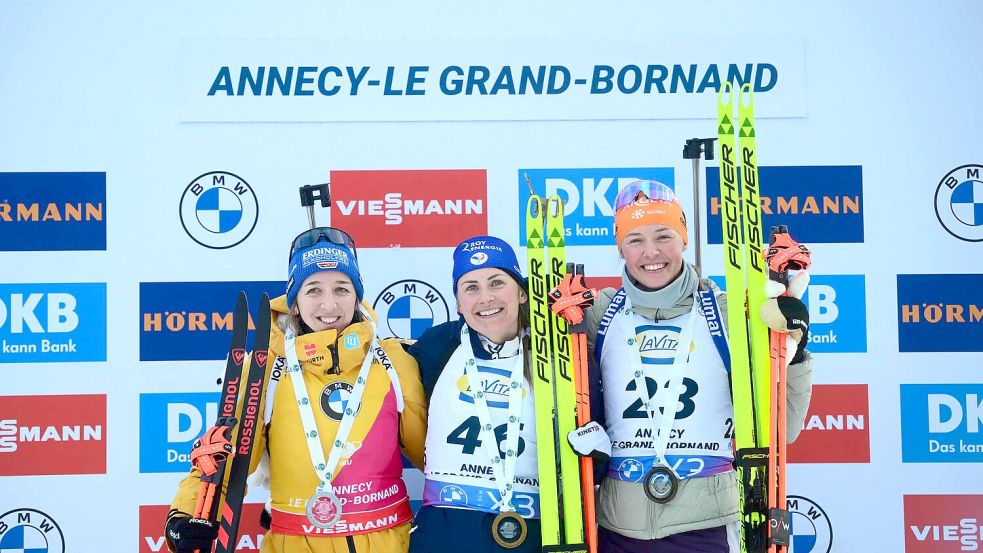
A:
[382, 339, 428, 470]
[166, 353, 272, 550]
[716, 288, 814, 443]
[784, 352, 814, 443]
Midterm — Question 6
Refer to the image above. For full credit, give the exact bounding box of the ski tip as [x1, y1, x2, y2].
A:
[527, 195, 542, 218]
[718, 81, 733, 102]
[739, 83, 754, 107]
[547, 195, 564, 217]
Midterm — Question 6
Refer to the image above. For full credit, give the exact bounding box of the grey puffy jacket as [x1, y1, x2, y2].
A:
[584, 269, 814, 540]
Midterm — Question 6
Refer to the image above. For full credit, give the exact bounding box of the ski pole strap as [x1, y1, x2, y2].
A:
[284, 323, 378, 492]
[594, 288, 627, 363]
[695, 287, 730, 373]
[459, 325, 526, 512]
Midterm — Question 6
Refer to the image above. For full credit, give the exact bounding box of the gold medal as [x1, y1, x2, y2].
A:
[491, 511, 527, 549]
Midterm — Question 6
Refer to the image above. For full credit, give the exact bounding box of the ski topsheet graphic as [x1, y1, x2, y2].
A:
[526, 193, 588, 553]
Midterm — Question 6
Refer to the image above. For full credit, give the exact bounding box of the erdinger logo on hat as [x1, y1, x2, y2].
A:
[470, 252, 488, 265]
[302, 247, 350, 268]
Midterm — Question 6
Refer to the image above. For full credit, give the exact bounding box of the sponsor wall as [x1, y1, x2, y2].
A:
[1, 2, 981, 552]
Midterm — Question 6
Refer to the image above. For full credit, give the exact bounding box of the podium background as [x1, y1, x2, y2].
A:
[1, 2, 981, 552]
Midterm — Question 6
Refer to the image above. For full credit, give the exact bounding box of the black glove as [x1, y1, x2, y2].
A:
[761, 295, 809, 365]
[166, 516, 219, 553]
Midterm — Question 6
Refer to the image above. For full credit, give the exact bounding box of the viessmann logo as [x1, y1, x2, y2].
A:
[329, 169, 487, 247]
[0, 395, 106, 476]
[904, 494, 983, 552]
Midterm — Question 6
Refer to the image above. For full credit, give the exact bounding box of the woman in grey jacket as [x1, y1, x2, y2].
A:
[581, 181, 813, 553]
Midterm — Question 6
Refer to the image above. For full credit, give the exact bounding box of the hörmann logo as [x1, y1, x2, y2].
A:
[901, 384, 983, 463]
[905, 494, 983, 552]
[935, 164, 983, 242]
[139, 392, 219, 473]
[139, 281, 284, 361]
[517, 168, 674, 246]
[330, 170, 487, 247]
[706, 165, 864, 244]
[897, 274, 983, 353]
[0, 395, 106, 476]
[787, 384, 869, 463]
[0, 283, 107, 363]
[0, 172, 106, 251]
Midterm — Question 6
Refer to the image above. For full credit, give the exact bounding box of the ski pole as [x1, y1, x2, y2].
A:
[550, 264, 599, 553]
[682, 137, 716, 277]
[763, 226, 811, 553]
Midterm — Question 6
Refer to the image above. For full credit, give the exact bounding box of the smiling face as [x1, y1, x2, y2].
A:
[455, 268, 527, 344]
[292, 270, 358, 333]
[619, 223, 686, 291]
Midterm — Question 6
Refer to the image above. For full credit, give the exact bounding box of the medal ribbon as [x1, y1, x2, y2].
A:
[459, 325, 526, 513]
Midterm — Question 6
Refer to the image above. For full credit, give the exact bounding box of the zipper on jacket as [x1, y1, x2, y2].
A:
[328, 345, 340, 375]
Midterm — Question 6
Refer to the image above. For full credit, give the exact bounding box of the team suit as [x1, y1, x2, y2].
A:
[585, 180, 814, 553]
[166, 296, 428, 553]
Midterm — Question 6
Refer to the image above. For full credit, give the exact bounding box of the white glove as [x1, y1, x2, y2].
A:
[567, 421, 611, 462]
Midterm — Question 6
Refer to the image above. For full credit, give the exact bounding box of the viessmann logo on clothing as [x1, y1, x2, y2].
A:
[329, 169, 487, 247]
[0, 171, 106, 251]
[0, 394, 106, 476]
[139, 281, 285, 361]
[139, 504, 265, 552]
[706, 165, 864, 244]
[904, 495, 983, 552]
[0, 283, 107, 363]
[787, 384, 869, 463]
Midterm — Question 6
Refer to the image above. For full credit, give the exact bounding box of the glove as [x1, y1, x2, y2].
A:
[567, 421, 611, 462]
[761, 271, 810, 365]
[166, 516, 219, 553]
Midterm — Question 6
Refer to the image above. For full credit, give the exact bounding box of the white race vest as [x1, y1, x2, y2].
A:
[422, 343, 541, 518]
[601, 304, 735, 483]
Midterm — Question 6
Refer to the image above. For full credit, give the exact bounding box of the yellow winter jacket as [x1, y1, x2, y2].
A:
[167, 296, 427, 553]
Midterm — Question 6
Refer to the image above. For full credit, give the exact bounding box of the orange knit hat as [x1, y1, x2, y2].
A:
[614, 181, 688, 247]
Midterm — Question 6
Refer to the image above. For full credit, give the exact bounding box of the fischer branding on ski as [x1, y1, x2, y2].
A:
[526, 192, 587, 553]
[718, 82, 770, 553]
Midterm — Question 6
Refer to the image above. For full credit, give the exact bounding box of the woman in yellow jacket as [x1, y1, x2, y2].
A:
[165, 227, 428, 553]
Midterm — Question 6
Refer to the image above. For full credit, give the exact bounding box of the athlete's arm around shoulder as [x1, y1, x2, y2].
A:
[378, 337, 428, 470]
